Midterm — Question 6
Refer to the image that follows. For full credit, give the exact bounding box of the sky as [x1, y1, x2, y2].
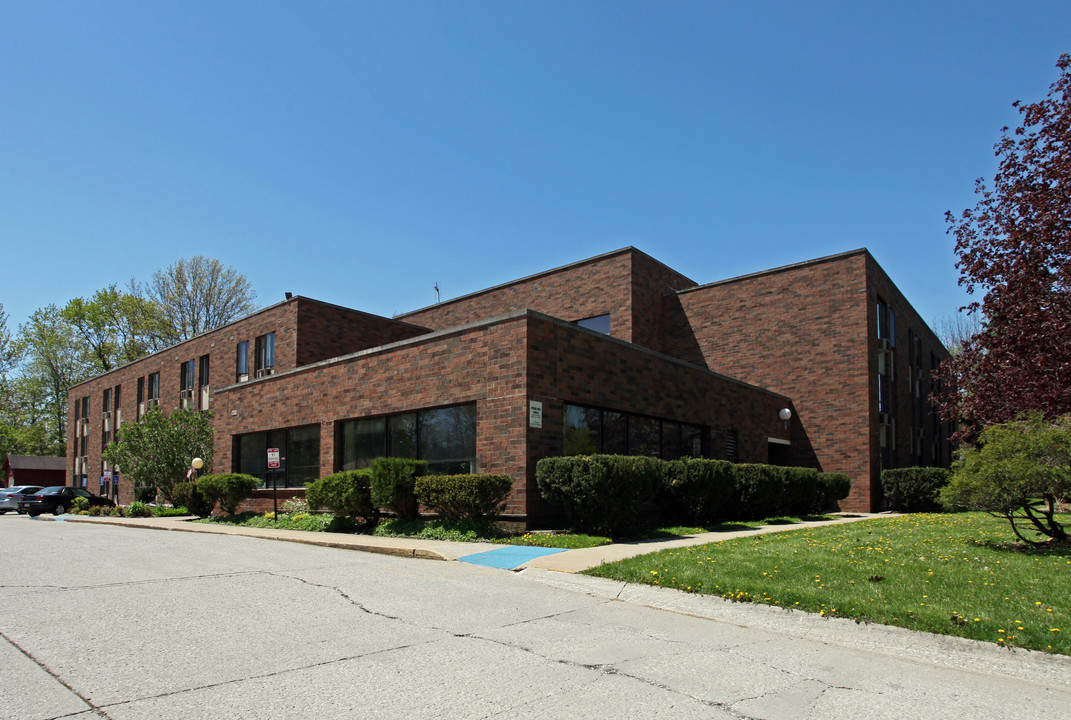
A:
[2, 1, 1069, 335]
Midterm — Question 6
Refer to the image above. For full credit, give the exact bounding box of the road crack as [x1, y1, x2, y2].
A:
[0, 628, 112, 719]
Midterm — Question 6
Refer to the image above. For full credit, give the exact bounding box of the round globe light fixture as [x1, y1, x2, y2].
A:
[191, 457, 204, 470]
[778, 408, 792, 422]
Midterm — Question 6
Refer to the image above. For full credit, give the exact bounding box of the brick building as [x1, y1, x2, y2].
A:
[66, 248, 950, 520]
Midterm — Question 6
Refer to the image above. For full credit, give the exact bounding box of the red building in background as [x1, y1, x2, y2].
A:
[67, 248, 950, 522]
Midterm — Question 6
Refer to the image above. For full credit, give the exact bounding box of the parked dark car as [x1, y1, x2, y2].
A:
[18, 486, 115, 517]
[0, 486, 44, 514]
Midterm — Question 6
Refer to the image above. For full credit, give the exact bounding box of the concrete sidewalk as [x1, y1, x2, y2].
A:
[60, 511, 886, 572]
[521, 513, 883, 572]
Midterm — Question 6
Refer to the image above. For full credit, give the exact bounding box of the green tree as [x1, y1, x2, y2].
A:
[16, 305, 94, 452]
[940, 412, 1070, 545]
[103, 405, 214, 506]
[136, 256, 257, 343]
[61, 285, 167, 371]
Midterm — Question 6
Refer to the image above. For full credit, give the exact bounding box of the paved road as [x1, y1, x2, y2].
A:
[2, 516, 1069, 720]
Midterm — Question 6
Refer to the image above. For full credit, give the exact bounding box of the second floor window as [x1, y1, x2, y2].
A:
[180, 360, 195, 409]
[148, 372, 160, 407]
[237, 341, 249, 382]
[255, 333, 275, 377]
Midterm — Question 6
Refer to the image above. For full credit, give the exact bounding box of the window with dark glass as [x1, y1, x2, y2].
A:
[336, 404, 477, 474]
[198, 354, 210, 410]
[562, 403, 704, 460]
[237, 341, 250, 382]
[628, 416, 660, 457]
[563, 405, 600, 455]
[136, 377, 145, 419]
[575, 314, 611, 334]
[419, 404, 478, 474]
[180, 360, 195, 408]
[235, 424, 321, 488]
[101, 388, 112, 449]
[148, 373, 160, 406]
[113, 385, 121, 427]
[255, 333, 275, 377]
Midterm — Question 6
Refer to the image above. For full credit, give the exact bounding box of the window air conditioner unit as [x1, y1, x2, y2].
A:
[238, 373, 249, 382]
[255, 367, 274, 378]
[879, 412, 891, 426]
[148, 398, 159, 408]
[878, 338, 891, 353]
[102, 410, 111, 420]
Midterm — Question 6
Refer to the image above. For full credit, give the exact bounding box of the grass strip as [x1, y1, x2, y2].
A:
[585, 512, 1070, 655]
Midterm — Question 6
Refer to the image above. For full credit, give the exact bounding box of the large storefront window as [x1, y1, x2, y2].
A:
[337, 403, 477, 475]
[235, 424, 321, 488]
[563, 403, 705, 459]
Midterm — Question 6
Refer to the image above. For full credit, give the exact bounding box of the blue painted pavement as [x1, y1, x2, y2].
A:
[458, 545, 567, 569]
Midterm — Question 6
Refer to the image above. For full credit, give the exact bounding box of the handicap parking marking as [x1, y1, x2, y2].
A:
[459, 545, 567, 569]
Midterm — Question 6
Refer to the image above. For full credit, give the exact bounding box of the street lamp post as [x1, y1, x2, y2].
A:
[191, 457, 204, 483]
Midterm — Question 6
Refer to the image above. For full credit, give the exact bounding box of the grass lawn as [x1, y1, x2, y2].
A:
[585, 512, 1070, 655]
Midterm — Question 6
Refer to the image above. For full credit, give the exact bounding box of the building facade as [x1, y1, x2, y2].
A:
[66, 248, 950, 520]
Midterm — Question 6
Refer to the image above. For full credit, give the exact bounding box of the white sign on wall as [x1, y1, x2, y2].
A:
[529, 401, 543, 429]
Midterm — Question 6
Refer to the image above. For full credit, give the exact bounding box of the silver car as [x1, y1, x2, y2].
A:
[0, 486, 44, 514]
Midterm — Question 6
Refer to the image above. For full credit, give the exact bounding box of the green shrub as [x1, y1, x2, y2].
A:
[662, 458, 736, 524]
[197, 473, 260, 515]
[72, 496, 91, 513]
[882, 467, 952, 513]
[370, 458, 427, 520]
[415, 473, 513, 521]
[88, 504, 103, 516]
[134, 485, 157, 503]
[781, 467, 823, 515]
[125, 500, 153, 518]
[105, 506, 123, 517]
[373, 517, 497, 542]
[816, 472, 852, 511]
[536, 454, 664, 535]
[306, 469, 379, 523]
[172, 481, 216, 516]
[731, 464, 787, 520]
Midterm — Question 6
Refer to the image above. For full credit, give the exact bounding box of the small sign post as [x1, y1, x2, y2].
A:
[267, 448, 281, 523]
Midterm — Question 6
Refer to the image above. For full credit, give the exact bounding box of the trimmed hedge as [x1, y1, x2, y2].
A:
[536, 454, 664, 535]
[817, 472, 852, 512]
[415, 474, 513, 521]
[782, 467, 823, 516]
[370, 458, 427, 520]
[662, 458, 736, 524]
[306, 469, 379, 523]
[172, 481, 215, 516]
[196, 473, 260, 515]
[732, 464, 787, 520]
[538, 454, 853, 532]
[881, 467, 951, 513]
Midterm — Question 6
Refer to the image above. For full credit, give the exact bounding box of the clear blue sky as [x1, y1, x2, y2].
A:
[2, 1, 1068, 333]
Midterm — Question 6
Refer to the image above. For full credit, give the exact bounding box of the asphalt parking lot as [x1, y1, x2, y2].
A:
[3, 515, 1070, 720]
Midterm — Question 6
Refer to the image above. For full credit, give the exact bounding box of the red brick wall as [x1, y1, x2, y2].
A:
[213, 312, 791, 524]
[664, 252, 874, 510]
[524, 314, 793, 519]
[67, 301, 304, 504]
[398, 248, 696, 346]
[865, 255, 953, 485]
[213, 316, 532, 513]
[295, 299, 430, 366]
